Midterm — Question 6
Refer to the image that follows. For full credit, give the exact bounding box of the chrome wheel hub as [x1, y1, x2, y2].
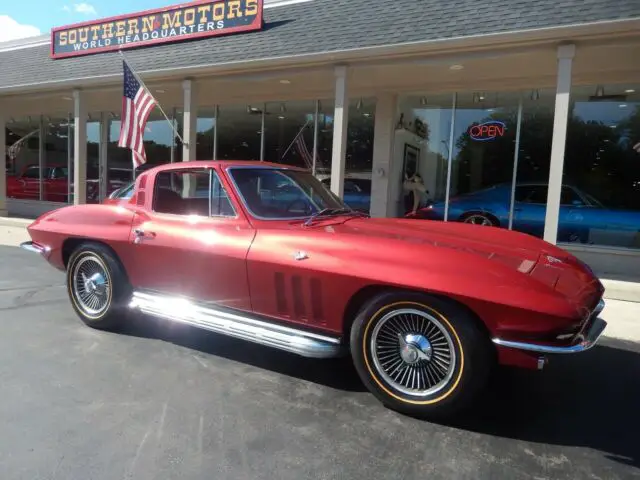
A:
[399, 333, 433, 364]
[71, 254, 111, 318]
[464, 214, 492, 226]
[370, 308, 456, 397]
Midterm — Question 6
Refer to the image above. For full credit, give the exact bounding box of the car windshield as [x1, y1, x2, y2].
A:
[228, 167, 349, 219]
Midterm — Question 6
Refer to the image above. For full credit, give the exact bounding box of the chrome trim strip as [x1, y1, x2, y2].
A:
[20, 241, 48, 255]
[493, 317, 607, 354]
[129, 291, 344, 359]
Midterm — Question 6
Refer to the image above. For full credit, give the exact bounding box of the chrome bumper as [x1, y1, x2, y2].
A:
[20, 241, 49, 255]
[492, 300, 607, 355]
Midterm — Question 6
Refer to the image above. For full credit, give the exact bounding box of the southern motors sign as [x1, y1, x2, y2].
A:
[50, 0, 263, 59]
[468, 120, 506, 141]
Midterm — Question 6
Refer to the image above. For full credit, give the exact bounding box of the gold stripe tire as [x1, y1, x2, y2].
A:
[66, 242, 132, 331]
[349, 290, 494, 420]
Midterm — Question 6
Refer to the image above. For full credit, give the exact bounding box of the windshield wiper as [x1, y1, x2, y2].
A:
[303, 207, 368, 226]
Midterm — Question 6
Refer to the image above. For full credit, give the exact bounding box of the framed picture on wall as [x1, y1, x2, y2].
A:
[402, 144, 419, 179]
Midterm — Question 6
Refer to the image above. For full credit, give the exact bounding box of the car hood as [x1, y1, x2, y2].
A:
[320, 216, 603, 310]
[328, 217, 553, 266]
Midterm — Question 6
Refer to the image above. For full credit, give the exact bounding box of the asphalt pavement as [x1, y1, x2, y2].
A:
[0, 245, 638, 480]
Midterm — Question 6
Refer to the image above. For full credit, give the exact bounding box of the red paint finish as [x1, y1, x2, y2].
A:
[25, 160, 605, 371]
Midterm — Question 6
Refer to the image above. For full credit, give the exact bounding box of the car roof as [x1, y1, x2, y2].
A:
[146, 160, 308, 174]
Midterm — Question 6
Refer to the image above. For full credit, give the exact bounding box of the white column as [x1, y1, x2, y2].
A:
[73, 89, 87, 205]
[98, 112, 109, 200]
[543, 44, 575, 244]
[182, 79, 197, 162]
[330, 65, 349, 198]
[0, 114, 6, 216]
[370, 93, 397, 217]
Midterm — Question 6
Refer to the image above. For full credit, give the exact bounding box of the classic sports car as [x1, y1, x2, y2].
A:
[409, 182, 640, 247]
[21, 160, 607, 419]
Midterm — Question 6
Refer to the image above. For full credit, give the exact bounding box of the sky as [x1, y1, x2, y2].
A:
[0, 1, 178, 42]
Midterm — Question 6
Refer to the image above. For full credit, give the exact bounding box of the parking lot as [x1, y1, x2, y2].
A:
[1, 244, 638, 480]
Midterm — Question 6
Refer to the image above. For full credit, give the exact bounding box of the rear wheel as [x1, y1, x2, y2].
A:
[350, 291, 494, 420]
[66, 242, 132, 330]
[460, 212, 498, 227]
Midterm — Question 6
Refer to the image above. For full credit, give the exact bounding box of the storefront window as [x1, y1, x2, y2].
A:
[42, 115, 72, 203]
[5, 117, 41, 201]
[395, 90, 555, 238]
[314, 99, 334, 177]
[196, 108, 216, 160]
[321, 97, 375, 214]
[108, 110, 177, 196]
[216, 104, 262, 161]
[263, 100, 316, 168]
[394, 94, 454, 217]
[561, 84, 640, 248]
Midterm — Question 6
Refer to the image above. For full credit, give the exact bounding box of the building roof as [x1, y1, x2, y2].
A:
[1, 0, 639, 91]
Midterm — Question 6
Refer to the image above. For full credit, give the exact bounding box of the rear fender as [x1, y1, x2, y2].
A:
[27, 204, 136, 270]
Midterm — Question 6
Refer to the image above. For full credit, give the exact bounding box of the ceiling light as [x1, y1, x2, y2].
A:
[62, 96, 72, 100]
[449, 64, 464, 70]
[279, 79, 291, 84]
[625, 89, 635, 93]
[156, 89, 165, 93]
[619, 104, 628, 108]
[278, 115, 285, 120]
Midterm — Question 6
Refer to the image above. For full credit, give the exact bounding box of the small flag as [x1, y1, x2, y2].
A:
[294, 133, 314, 169]
[117, 60, 157, 168]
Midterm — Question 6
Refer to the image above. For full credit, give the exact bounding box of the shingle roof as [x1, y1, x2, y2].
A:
[1, 0, 639, 91]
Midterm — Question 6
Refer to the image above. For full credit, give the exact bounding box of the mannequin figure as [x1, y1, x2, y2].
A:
[403, 172, 429, 214]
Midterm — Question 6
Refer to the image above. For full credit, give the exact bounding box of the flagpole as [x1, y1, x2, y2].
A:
[118, 49, 186, 146]
[280, 119, 312, 162]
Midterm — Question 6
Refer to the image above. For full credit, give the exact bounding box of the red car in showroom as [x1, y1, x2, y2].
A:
[20, 160, 607, 419]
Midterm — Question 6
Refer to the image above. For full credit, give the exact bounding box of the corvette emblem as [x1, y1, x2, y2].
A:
[546, 255, 563, 264]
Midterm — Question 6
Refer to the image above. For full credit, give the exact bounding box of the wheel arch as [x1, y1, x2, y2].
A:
[62, 237, 125, 271]
[341, 284, 493, 346]
[458, 210, 501, 227]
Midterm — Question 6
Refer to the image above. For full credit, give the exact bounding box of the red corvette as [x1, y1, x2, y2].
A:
[21, 160, 607, 419]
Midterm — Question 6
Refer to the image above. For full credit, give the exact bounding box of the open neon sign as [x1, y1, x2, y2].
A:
[469, 120, 506, 141]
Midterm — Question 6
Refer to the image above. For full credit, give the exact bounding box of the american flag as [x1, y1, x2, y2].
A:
[117, 60, 157, 168]
[294, 133, 314, 169]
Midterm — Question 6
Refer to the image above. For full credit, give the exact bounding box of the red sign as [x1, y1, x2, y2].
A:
[469, 120, 506, 141]
[50, 0, 263, 59]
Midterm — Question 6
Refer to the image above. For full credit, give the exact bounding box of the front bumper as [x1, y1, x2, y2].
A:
[20, 241, 49, 255]
[492, 299, 607, 354]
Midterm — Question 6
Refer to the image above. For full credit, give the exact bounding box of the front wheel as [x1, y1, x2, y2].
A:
[66, 242, 132, 330]
[350, 291, 494, 420]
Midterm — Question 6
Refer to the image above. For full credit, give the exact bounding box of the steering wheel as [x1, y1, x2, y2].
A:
[285, 198, 312, 215]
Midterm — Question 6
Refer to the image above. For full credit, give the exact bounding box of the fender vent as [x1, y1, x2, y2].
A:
[310, 278, 325, 324]
[136, 191, 146, 206]
[139, 175, 147, 189]
[291, 275, 306, 318]
[274, 272, 288, 314]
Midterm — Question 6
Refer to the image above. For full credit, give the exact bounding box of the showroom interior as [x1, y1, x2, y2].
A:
[1, 0, 639, 277]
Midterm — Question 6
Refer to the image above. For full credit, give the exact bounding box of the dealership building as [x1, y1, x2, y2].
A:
[1, 0, 639, 281]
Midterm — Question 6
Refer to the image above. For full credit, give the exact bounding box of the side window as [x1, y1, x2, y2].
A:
[210, 171, 235, 217]
[516, 185, 548, 204]
[152, 169, 235, 218]
[153, 169, 211, 216]
[560, 186, 583, 206]
[22, 166, 40, 179]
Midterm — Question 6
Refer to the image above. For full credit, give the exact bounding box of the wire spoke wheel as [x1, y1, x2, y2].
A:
[71, 254, 112, 319]
[370, 308, 456, 397]
[463, 214, 493, 226]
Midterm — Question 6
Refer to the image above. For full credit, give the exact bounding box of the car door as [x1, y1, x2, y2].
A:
[123, 166, 256, 313]
[512, 185, 549, 238]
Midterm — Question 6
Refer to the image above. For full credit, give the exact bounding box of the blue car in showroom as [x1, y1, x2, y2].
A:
[409, 182, 640, 248]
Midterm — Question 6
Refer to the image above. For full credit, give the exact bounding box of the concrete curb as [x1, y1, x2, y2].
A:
[0, 217, 33, 227]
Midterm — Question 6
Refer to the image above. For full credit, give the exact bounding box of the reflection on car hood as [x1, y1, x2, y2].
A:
[328, 216, 573, 268]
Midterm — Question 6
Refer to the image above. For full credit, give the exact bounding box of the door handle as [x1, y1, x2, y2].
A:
[133, 228, 156, 243]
